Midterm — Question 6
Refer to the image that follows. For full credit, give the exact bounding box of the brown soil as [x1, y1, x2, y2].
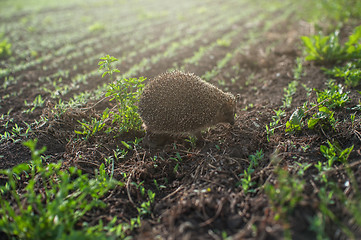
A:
[1, 1, 361, 239]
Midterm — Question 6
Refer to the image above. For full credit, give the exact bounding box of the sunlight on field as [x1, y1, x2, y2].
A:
[1, 0, 361, 239]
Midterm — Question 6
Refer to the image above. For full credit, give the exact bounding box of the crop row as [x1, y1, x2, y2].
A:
[0, 0, 294, 143]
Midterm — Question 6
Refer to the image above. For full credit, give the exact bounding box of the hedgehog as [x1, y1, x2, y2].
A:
[138, 70, 236, 146]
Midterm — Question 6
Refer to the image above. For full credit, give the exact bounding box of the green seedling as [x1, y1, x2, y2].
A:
[285, 107, 306, 132]
[315, 80, 350, 109]
[88, 22, 105, 33]
[185, 135, 197, 149]
[266, 109, 285, 141]
[282, 80, 298, 108]
[239, 168, 256, 194]
[216, 38, 231, 47]
[132, 181, 146, 197]
[293, 57, 303, 80]
[0, 38, 12, 58]
[286, 80, 349, 133]
[307, 106, 336, 130]
[153, 179, 166, 191]
[315, 186, 355, 239]
[170, 152, 182, 173]
[0, 139, 124, 239]
[75, 108, 109, 139]
[105, 75, 145, 133]
[320, 141, 353, 166]
[137, 189, 155, 216]
[295, 162, 312, 176]
[351, 113, 356, 130]
[238, 150, 263, 194]
[265, 168, 305, 221]
[325, 59, 361, 87]
[302, 83, 312, 97]
[249, 149, 264, 167]
[309, 212, 329, 240]
[98, 55, 120, 80]
[301, 25, 361, 63]
[24, 95, 45, 114]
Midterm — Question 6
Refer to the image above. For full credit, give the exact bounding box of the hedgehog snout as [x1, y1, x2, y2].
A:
[229, 117, 235, 125]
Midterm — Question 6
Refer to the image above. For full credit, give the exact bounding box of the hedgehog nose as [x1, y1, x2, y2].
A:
[230, 118, 235, 125]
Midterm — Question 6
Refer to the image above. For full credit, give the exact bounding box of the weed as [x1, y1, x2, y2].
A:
[320, 141, 353, 165]
[286, 80, 349, 133]
[239, 168, 256, 194]
[302, 83, 312, 97]
[266, 109, 285, 141]
[0, 37, 12, 58]
[301, 25, 361, 63]
[137, 190, 155, 215]
[170, 152, 182, 173]
[75, 56, 145, 137]
[294, 162, 312, 176]
[309, 213, 329, 240]
[103, 56, 145, 133]
[0, 139, 124, 239]
[302, 0, 361, 25]
[154, 179, 166, 191]
[265, 168, 305, 221]
[98, 55, 120, 80]
[285, 107, 306, 132]
[249, 149, 263, 167]
[325, 59, 361, 87]
[315, 80, 350, 109]
[185, 135, 197, 148]
[307, 106, 336, 130]
[350, 112, 356, 129]
[132, 181, 146, 197]
[75, 108, 110, 139]
[88, 22, 106, 33]
[238, 150, 263, 194]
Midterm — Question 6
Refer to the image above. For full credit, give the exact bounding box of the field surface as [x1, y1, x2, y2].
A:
[1, 0, 361, 239]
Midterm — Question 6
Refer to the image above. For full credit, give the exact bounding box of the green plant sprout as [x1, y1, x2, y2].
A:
[307, 106, 336, 130]
[282, 80, 298, 108]
[24, 95, 45, 114]
[265, 168, 305, 222]
[75, 108, 110, 139]
[0, 139, 124, 239]
[320, 141, 353, 165]
[98, 55, 120, 80]
[315, 80, 350, 109]
[293, 57, 303, 80]
[266, 108, 285, 141]
[185, 135, 197, 148]
[0, 37, 12, 58]
[301, 25, 361, 63]
[170, 152, 182, 173]
[103, 56, 146, 133]
[216, 38, 231, 47]
[238, 150, 263, 194]
[286, 80, 350, 133]
[325, 59, 361, 87]
[88, 22, 106, 33]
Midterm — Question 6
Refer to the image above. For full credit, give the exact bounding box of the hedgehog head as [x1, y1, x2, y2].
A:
[215, 93, 236, 125]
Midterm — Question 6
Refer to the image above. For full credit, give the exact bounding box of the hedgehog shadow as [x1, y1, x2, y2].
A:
[140, 122, 235, 150]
